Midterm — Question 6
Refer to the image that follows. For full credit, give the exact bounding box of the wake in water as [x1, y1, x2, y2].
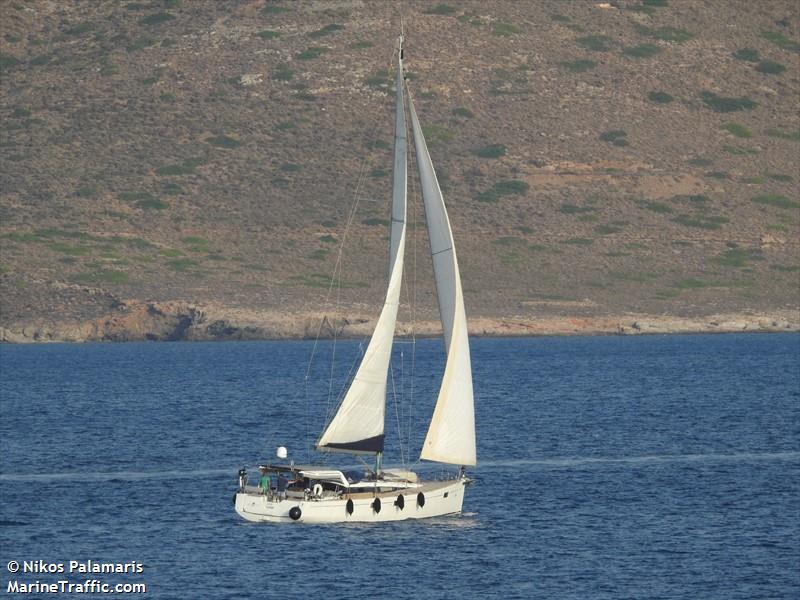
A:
[479, 451, 800, 469]
[0, 467, 233, 483]
[1, 452, 797, 483]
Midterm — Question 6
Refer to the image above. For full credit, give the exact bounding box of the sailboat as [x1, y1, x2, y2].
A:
[234, 34, 476, 523]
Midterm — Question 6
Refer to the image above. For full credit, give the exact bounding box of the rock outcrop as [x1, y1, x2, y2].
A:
[1, 303, 797, 343]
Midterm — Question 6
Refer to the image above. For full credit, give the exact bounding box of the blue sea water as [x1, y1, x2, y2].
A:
[1, 333, 798, 599]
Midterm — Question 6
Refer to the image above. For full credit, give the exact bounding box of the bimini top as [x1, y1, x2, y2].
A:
[257, 465, 353, 488]
[256, 464, 420, 489]
[299, 469, 350, 488]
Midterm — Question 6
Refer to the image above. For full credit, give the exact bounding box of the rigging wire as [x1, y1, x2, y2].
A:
[403, 78, 420, 468]
[304, 147, 375, 461]
[389, 71, 418, 471]
[389, 355, 405, 466]
[303, 44, 400, 463]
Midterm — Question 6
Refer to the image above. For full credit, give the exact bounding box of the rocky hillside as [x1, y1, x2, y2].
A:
[1, 0, 798, 341]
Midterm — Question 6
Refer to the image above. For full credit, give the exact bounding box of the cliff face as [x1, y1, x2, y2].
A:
[1, 1, 798, 341]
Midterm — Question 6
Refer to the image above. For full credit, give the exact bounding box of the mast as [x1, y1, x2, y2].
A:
[389, 33, 406, 280]
[316, 35, 408, 458]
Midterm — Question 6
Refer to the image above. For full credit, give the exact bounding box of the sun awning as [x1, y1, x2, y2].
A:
[299, 469, 350, 488]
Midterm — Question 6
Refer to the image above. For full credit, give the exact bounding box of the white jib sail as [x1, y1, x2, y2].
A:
[316, 45, 408, 454]
[408, 92, 477, 467]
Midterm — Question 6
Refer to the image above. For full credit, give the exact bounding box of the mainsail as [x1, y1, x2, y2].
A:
[408, 94, 477, 467]
[316, 41, 407, 455]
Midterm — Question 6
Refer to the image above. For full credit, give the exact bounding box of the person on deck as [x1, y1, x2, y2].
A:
[259, 468, 271, 495]
[276, 473, 288, 500]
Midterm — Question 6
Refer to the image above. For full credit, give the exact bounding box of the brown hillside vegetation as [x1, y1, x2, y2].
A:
[1, 0, 798, 341]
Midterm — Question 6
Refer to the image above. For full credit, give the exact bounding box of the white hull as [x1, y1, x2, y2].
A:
[235, 478, 468, 524]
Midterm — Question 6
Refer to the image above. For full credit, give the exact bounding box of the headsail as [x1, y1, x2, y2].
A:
[316, 39, 408, 455]
[408, 94, 477, 467]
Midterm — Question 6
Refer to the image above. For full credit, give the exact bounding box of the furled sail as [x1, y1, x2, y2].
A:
[316, 41, 408, 455]
[408, 93, 477, 467]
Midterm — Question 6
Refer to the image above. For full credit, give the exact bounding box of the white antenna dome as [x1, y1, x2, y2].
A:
[276, 446, 288, 459]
